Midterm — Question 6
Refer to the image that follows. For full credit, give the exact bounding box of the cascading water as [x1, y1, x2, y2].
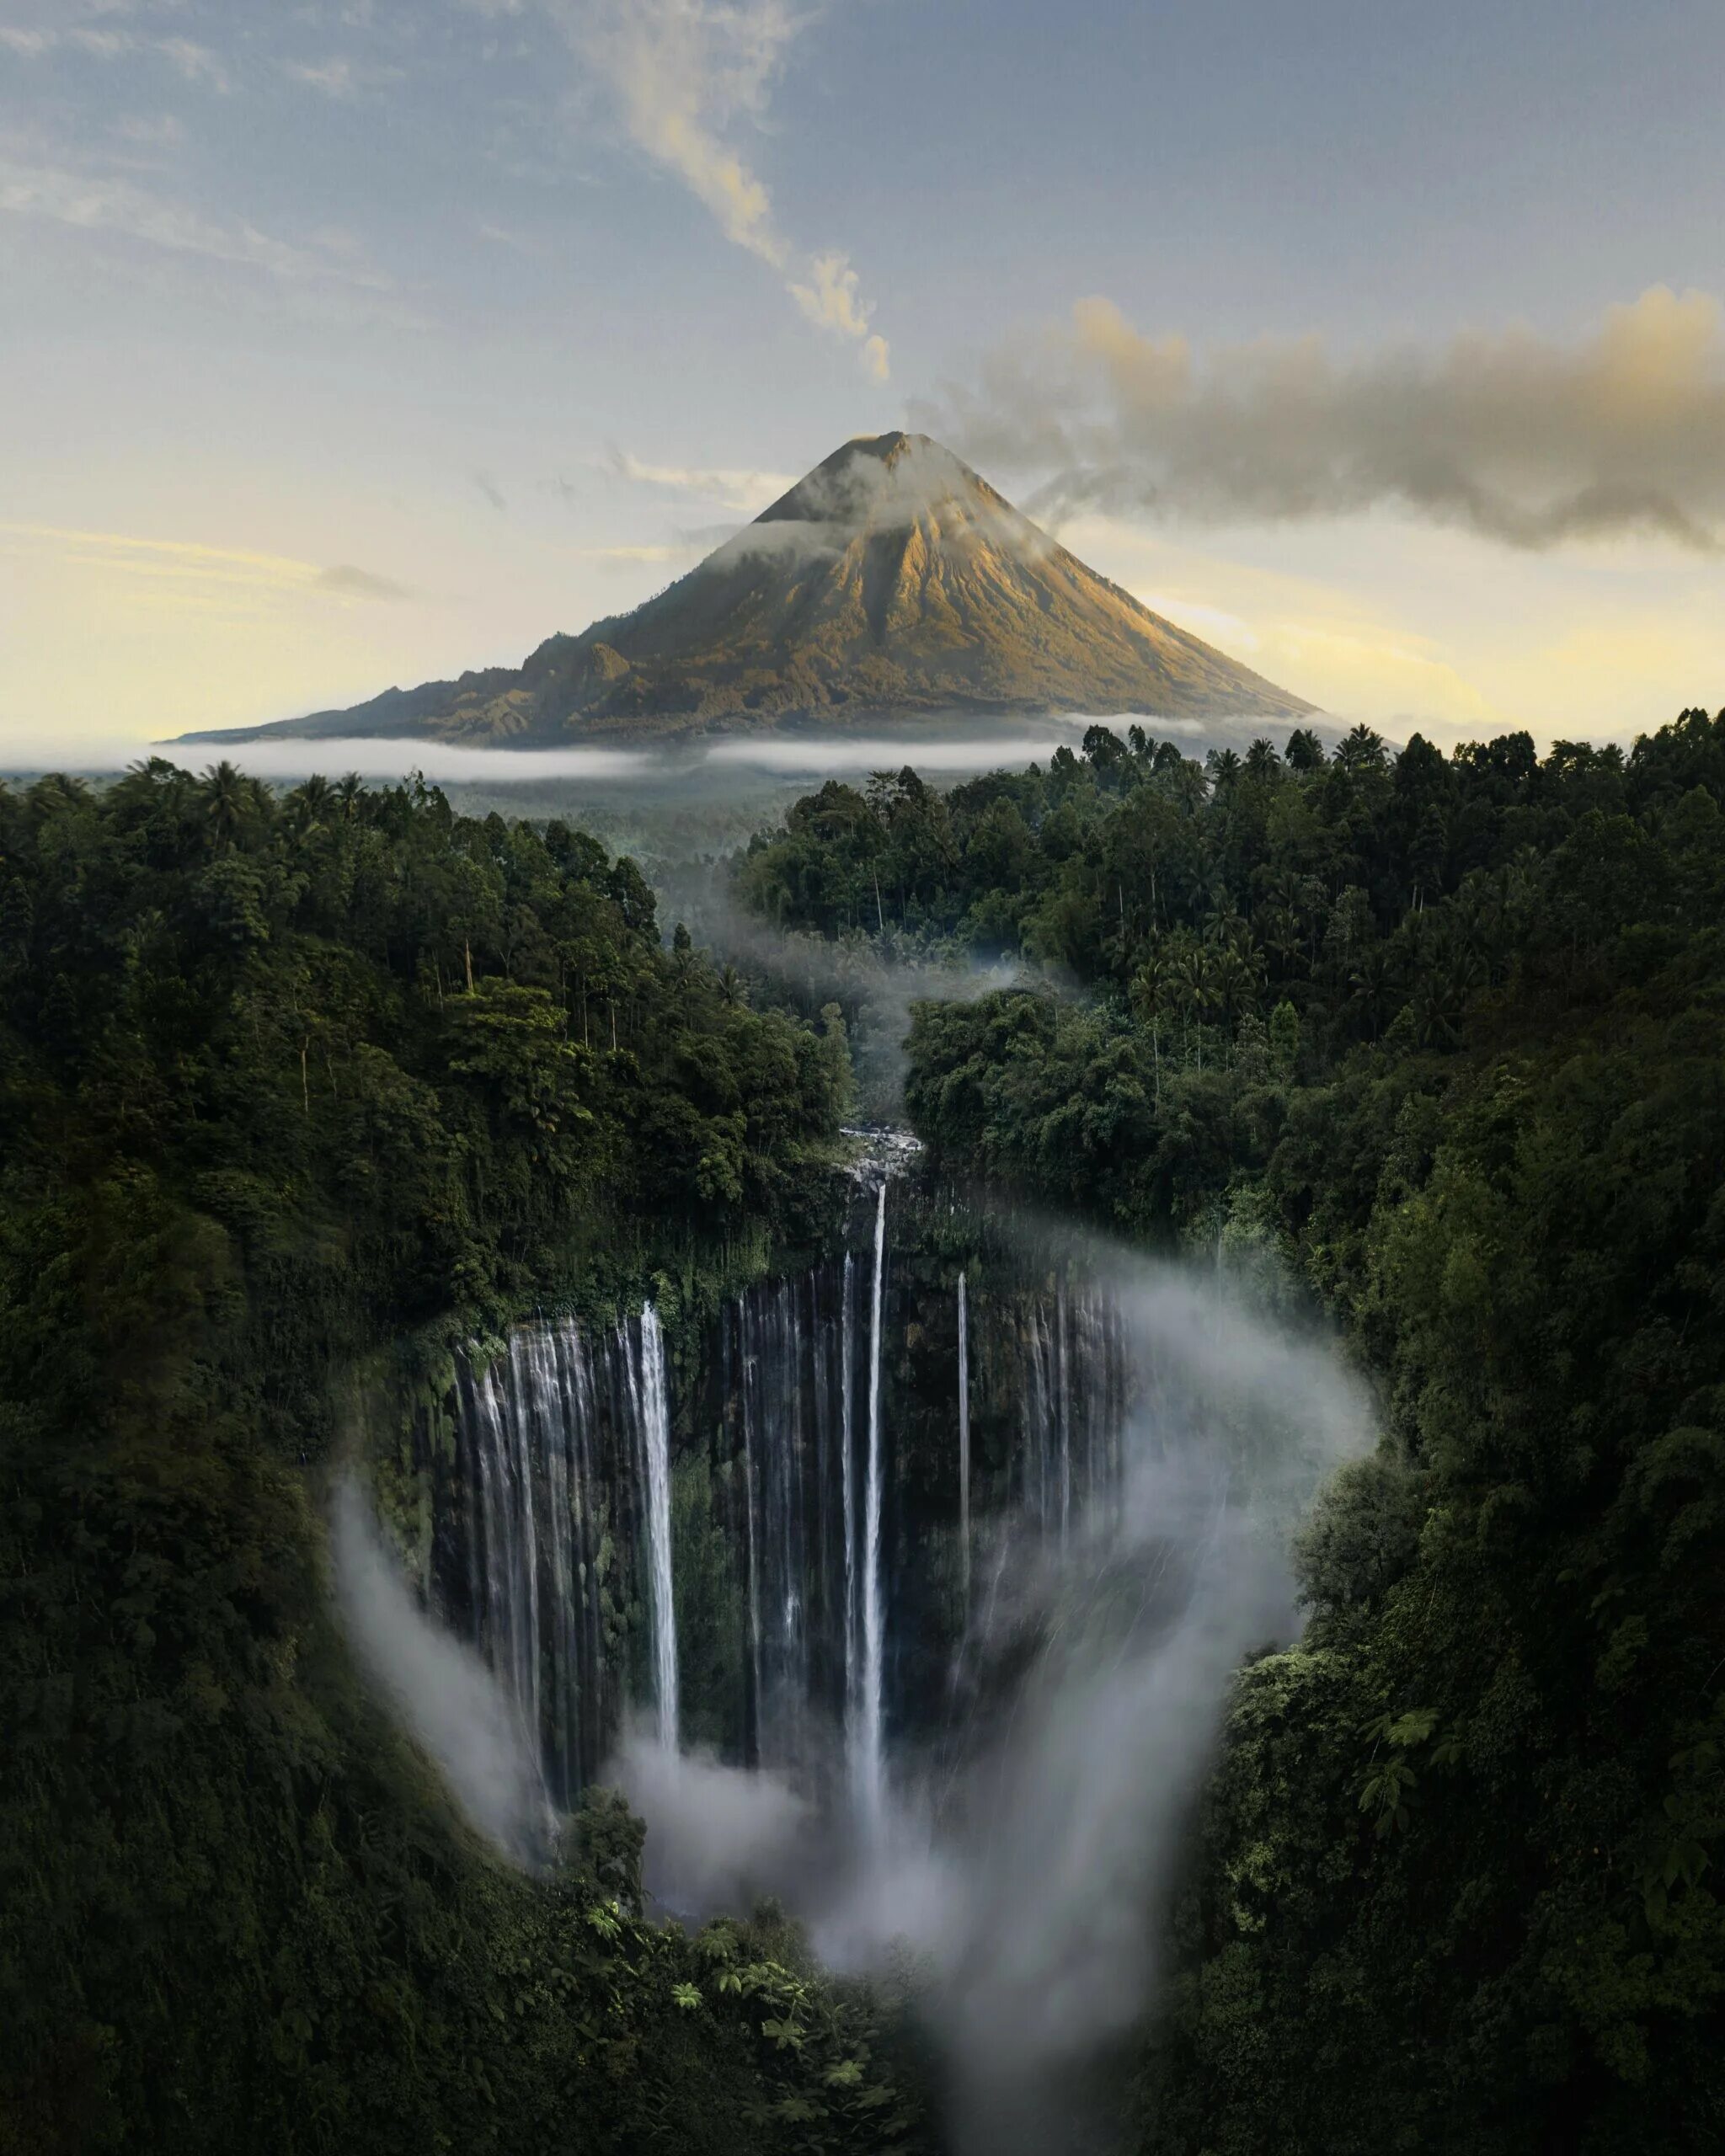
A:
[736, 1278, 815, 1776]
[424, 1184, 1141, 1818]
[840, 1252, 857, 1742]
[351, 1201, 1372, 2156]
[957, 1269, 970, 1608]
[1055, 1283, 1071, 1546]
[447, 1309, 670, 1805]
[635, 1304, 678, 1751]
[854, 1175, 890, 1838]
[352, 1158, 1375, 2156]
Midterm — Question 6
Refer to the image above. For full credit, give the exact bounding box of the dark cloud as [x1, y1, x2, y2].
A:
[913, 287, 1725, 552]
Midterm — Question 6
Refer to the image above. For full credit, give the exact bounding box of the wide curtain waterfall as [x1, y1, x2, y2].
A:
[423, 1187, 1137, 1818]
[348, 1186, 1374, 2156]
[450, 1305, 676, 1806]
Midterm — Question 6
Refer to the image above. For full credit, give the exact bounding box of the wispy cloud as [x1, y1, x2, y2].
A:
[70, 27, 133, 58]
[579, 541, 689, 563]
[609, 447, 794, 513]
[573, 0, 792, 262]
[0, 524, 416, 606]
[531, 0, 889, 378]
[474, 217, 542, 255]
[473, 470, 508, 511]
[789, 248, 888, 376]
[315, 563, 414, 601]
[277, 54, 402, 101]
[114, 114, 185, 148]
[158, 38, 231, 93]
[280, 56, 357, 99]
[0, 25, 232, 88]
[919, 286, 1725, 552]
[0, 157, 391, 286]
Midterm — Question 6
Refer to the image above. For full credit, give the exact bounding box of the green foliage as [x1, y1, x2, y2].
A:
[742, 708, 1725, 2153]
[0, 762, 912, 2153]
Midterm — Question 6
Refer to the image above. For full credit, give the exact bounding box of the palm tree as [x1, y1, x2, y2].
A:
[1210, 943, 1261, 1025]
[1336, 723, 1389, 776]
[1168, 945, 1215, 1068]
[1348, 944, 1398, 1038]
[1262, 869, 1322, 978]
[1204, 904, 1252, 955]
[1130, 953, 1172, 1111]
[199, 760, 252, 850]
[286, 773, 333, 841]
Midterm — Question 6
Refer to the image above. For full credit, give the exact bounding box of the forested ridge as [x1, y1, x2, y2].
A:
[739, 711, 1725, 2151]
[0, 761, 932, 2155]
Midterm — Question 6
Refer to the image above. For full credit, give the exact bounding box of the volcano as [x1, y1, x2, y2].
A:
[178, 433, 1312, 746]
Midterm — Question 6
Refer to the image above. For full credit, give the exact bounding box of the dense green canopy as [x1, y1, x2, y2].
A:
[8, 705, 1724, 2153]
[0, 760, 932, 2156]
[740, 709, 1725, 2153]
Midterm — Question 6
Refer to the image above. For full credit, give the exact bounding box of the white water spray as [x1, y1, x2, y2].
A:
[853, 1176, 889, 1837]
[830, 1244, 1372, 2155]
[331, 1479, 552, 1867]
[637, 1303, 679, 1752]
[957, 1271, 970, 1607]
[841, 1252, 857, 1728]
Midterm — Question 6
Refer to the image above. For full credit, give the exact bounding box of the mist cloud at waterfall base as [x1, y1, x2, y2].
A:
[330, 1478, 552, 1868]
[607, 1721, 816, 1921]
[809, 1246, 1374, 2154]
[333, 1225, 1372, 2153]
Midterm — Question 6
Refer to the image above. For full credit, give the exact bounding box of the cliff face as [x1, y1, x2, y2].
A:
[180, 432, 1312, 746]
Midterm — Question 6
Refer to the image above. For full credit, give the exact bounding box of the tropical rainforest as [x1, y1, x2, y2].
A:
[4, 708, 1724, 2153]
[0, 761, 926, 2155]
[739, 710, 1725, 2153]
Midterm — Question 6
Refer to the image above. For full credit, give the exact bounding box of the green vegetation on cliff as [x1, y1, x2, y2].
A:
[740, 710, 1725, 2152]
[0, 760, 931, 2154]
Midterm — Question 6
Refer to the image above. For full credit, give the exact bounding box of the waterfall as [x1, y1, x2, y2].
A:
[1022, 1299, 1052, 1529]
[737, 1292, 763, 1762]
[1056, 1281, 1071, 1549]
[636, 1304, 678, 1752]
[462, 1352, 543, 1750]
[957, 1271, 970, 1606]
[855, 1176, 889, 1835]
[430, 1219, 1135, 1819]
[739, 1281, 819, 1774]
[840, 1252, 857, 1733]
[1008, 1276, 1129, 1550]
[448, 1310, 676, 1805]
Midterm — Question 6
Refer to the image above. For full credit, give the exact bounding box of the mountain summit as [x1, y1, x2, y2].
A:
[181, 433, 1311, 746]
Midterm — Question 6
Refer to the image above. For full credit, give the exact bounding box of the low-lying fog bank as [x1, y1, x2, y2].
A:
[3, 706, 1313, 791]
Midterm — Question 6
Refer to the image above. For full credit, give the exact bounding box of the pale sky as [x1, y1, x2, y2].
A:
[3, 0, 1723, 759]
